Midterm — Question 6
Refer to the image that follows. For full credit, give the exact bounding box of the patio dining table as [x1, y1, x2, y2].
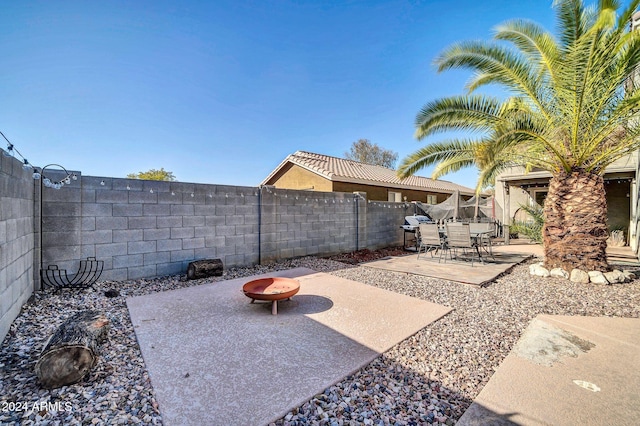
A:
[436, 227, 495, 263]
[470, 230, 495, 259]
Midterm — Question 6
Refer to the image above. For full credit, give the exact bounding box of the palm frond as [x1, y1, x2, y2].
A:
[553, 0, 589, 48]
[494, 19, 560, 81]
[414, 95, 503, 139]
[435, 41, 550, 116]
[397, 138, 482, 178]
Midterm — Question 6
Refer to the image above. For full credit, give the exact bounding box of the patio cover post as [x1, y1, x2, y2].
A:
[502, 181, 510, 244]
[453, 190, 459, 221]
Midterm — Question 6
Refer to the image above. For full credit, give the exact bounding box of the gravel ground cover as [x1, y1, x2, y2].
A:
[1, 254, 639, 425]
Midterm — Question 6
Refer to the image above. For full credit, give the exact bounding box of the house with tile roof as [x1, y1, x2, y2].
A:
[261, 151, 477, 203]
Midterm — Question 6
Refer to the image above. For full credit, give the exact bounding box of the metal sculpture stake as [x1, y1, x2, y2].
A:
[40, 257, 104, 290]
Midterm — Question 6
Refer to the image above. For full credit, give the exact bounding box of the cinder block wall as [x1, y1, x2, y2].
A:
[39, 178, 406, 282]
[365, 200, 410, 249]
[42, 177, 260, 282]
[0, 154, 35, 342]
[259, 187, 359, 263]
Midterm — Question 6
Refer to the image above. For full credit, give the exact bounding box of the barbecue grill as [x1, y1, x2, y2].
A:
[400, 215, 432, 250]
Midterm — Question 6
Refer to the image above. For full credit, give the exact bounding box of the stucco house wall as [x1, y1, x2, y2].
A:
[332, 181, 451, 203]
[268, 164, 461, 203]
[266, 163, 332, 192]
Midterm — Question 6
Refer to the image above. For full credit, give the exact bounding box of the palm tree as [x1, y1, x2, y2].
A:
[398, 0, 640, 272]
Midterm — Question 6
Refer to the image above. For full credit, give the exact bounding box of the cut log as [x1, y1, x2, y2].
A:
[35, 310, 109, 389]
[187, 258, 223, 280]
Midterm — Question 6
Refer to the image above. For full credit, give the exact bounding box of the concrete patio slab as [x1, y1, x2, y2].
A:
[458, 315, 640, 425]
[362, 252, 531, 286]
[126, 268, 452, 426]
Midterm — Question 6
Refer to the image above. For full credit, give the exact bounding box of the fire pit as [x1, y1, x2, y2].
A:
[242, 277, 300, 315]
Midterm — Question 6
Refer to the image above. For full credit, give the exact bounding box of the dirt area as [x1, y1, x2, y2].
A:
[325, 246, 409, 264]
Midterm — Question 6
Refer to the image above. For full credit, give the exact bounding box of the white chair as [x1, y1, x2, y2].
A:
[417, 223, 447, 262]
[445, 223, 483, 266]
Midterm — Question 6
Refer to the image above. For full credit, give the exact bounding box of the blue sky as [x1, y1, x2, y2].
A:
[0, 1, 584, 188]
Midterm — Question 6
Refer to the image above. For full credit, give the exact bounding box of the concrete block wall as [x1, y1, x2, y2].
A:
[365, 200, 408, 249]
[41, 177, 261, 281]
[38, 169, 82, 288]
[39, 178, 411, 281]
[259, 187, 359, 263]
[0, 153, 35, 343]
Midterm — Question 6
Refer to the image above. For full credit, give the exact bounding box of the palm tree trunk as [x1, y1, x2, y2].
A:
[543, 169, 609, 272]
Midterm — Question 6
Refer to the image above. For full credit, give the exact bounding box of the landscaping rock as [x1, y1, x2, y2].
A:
[604, 270, 626, 284]
[623, 270, 637, 281]
[2, 254, 639, 425]
[529, 263, 550, 277]
[570, 269, 590, 284]
[550, 268, 569, 279]
[588, 271, 609, 285]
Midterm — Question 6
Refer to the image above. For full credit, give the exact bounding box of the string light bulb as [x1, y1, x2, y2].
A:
[0, 130, 77, 191]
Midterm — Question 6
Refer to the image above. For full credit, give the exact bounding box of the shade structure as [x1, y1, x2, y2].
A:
[415, 191, 502, 222]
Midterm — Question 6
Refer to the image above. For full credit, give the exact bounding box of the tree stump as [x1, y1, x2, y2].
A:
[35, 310, 110, 389]
[187, 258, 223, 280]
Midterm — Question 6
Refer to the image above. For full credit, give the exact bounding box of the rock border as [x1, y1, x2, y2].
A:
[529, 262, 636, 284]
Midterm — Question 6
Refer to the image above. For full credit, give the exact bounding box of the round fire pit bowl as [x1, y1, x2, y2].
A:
[242, 277, 300, 315]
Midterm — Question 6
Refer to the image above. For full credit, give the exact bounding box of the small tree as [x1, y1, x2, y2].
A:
[126, 168, 176, 181]
[345, 139, 398, 169]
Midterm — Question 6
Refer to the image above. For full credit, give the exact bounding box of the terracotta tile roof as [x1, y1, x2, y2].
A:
[262, 151, 477, 195]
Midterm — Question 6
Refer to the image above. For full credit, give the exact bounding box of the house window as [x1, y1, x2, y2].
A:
[388, 191, 402, 202]
[533, 190, 548, 206]
[426, 194, 438, 204]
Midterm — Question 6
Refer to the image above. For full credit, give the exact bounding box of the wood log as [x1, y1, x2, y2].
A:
[187, 258, 223, 280]
[35, 310, 109, 389]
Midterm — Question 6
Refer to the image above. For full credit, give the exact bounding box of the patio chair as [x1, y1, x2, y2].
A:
[417, 223, 446, 262]
[445, 223, 483, 266]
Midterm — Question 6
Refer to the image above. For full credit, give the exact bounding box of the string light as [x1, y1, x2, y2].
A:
[0, 131, 80, 189]
[32, 164, 78, 190]
[1, 131, 36, 172]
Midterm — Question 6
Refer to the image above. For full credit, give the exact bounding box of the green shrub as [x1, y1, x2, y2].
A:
[510, 204, 544, 243]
